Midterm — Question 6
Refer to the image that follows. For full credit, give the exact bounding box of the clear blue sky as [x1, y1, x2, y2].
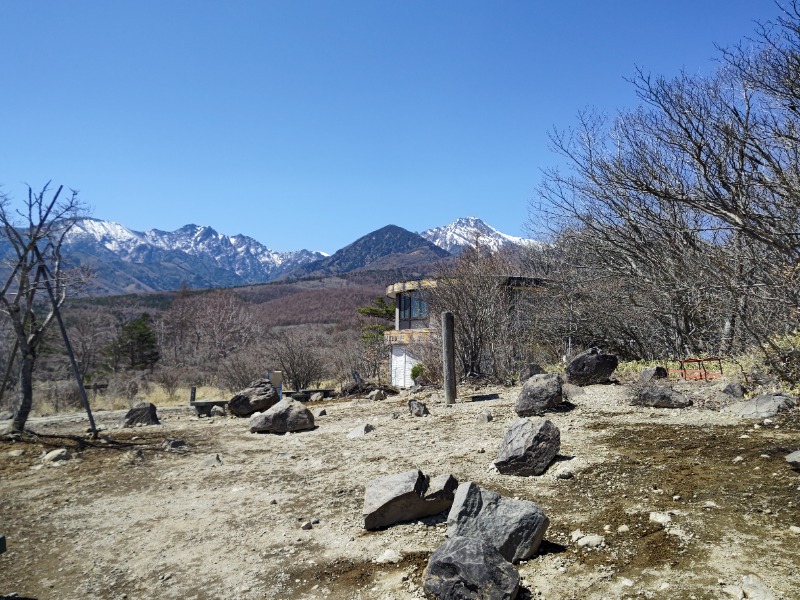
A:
[0, 1, 785, 254]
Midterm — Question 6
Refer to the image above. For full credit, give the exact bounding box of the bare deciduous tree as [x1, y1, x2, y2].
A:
[424, 246, 532, 381]
[0, 183, 85, 432]
[267, 327, 328, 391]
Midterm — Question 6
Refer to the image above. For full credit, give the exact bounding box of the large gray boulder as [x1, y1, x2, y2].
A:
[632, 385, 692, 409]
[229, 380, 279, 417]
[446, 482, 549, 563]
[494, 418, 560, 476]
[785, 450, 800, 470]
[120, 402, 160, 427]
[423, 536, 520, 600]
[249, 399, 315, 433]
[723, 394, 796, 419]
[566, 348, 618, 386]
[363, 470, 458, 530]
[514, 373, 562, 416]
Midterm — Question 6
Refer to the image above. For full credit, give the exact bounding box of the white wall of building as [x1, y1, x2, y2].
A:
[390, 346, 419, 388]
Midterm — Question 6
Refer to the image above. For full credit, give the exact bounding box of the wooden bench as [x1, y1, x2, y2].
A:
[189, 387, 228, 416]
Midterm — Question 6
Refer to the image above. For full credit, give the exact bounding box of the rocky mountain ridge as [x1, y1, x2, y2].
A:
[58, 217, 532, 294]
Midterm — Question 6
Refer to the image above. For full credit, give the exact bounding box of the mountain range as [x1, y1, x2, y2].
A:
[58, 216, 535, 295]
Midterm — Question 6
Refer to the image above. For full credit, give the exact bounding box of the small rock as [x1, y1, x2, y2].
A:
[733, 456, 744, 463]
[347, 423, 375, 438]
[722, 585, 745, 599]
[578, 534, 606, 548]
[786, 450, 800, 469]
[617, 525, 630, 533]
[640, 366, 668, 383]
[199, 454, 222, 468]
[368, 389, 386, 402]
[577, 534, 604, 548]
[789, 525, 800, 534]
[314, 408, 327, 418]
[722, 381, 746, 398]
[160, 438, 186, 450]
[741, 574, 776, 600]
[649, 512, 672, 525]
[408, 399, 430, 417]
[476, 410, 493, 423]
[301, 522, 313, 530]
[42, 448, 70, 464]
[209, 405, 226, 417]
[8, 449, 24, 457]
[376, 549, 402, 564]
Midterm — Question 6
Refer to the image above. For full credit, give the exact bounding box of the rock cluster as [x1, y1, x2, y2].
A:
[422, 482, 549, 598]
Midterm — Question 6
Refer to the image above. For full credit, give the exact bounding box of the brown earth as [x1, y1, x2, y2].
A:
[1, 381, 799, 599]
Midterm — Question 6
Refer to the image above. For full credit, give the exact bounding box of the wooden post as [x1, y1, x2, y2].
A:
[442, 311, 456, 405]
[190, 387, 197, 404]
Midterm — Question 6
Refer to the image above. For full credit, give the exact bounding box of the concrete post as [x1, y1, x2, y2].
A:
[442, 311, 456, 405]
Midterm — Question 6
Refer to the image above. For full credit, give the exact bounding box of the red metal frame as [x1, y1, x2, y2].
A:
[668, 356, 723, 380]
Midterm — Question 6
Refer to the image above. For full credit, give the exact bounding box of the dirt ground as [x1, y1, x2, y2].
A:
[1, 380, 799, 600]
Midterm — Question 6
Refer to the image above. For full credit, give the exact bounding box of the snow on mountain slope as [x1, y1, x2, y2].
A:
[65, 218, 324, 287]
[420, 217, 539, 254]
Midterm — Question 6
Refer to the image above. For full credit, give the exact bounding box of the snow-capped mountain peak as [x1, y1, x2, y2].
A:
[420, 217, 537, 254]
[64, 218, 325, 292]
